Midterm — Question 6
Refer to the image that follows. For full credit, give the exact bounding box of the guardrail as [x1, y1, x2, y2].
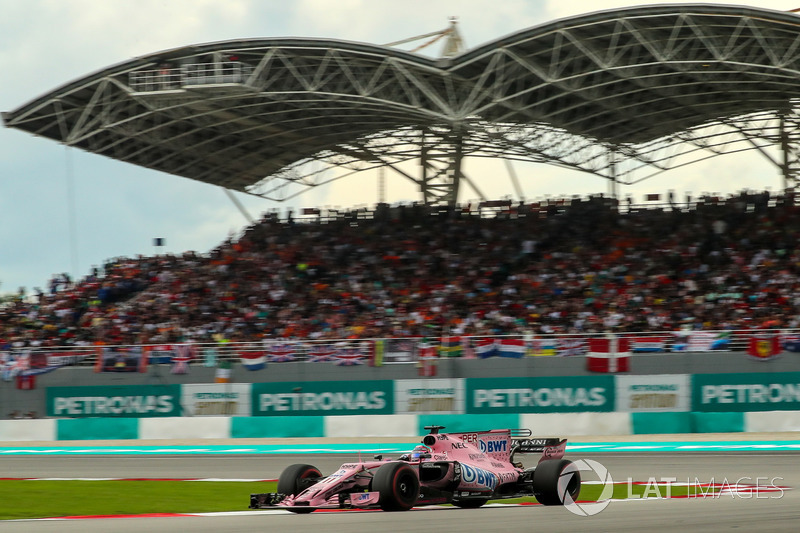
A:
[4, 329, 792, 367]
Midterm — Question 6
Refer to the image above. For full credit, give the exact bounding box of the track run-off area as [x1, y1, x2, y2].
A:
[3, 436, 800, 532]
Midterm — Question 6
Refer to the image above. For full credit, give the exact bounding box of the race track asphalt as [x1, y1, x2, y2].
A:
[4, 451, 800, 532]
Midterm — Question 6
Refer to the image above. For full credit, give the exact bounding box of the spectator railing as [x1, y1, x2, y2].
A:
[4, 329, 791, 368]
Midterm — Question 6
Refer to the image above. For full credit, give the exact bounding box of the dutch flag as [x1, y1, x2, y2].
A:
[240, 351, 266, 371]
[497, 338, 526, 358]
[475, 338, 497, 359]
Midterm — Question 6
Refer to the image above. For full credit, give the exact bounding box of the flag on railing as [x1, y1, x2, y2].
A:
[556, 338, 587, 357]
[475, 338, 497, 358]
[371, 339, 384, 367]
[497, 338, 526, 358]
[1, 352, 30, 381]
[170, 344, 194, 374]
[147, 345, 176, 365]
[782, 333, 800, 352]
[240, 351, 266, 371]
[586, 336, 631, 372]
[308, 344, 337, 363]
[474, 338, 526, 359]
[215, 359, 232, 383]
[43, 351, 91, 367]
[747, 334, 781, 361]
[3, 351, 88, 385]
[95, 347, 147, 372]
[332, 343, 369, 366]
[671, 331, 730, 352]
[381, 338, 416, 363]
[203, 347, 217, 367]
[439, 336, 463, 357]
[417, 340, 438, 376]
[528, 338, 557, 356]
[266, 342, 297, 362]
[630, 336, 667, 353]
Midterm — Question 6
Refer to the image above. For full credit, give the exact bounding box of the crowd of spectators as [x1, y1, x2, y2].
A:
[2, 188, 800, 349]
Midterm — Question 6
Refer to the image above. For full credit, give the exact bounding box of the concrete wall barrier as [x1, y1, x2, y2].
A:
[521, 412, 632, 436]
[417, 413, 521, 434]
[325, 414, 418, 438]
[631, 412, 746, 434]
[1, 411, 797, 443]
[57, 417, 138, 441]
[0, 419, 56, 441]
[744, 411, 800, 432]
[231, 416, 325, 438]
[139, 416, 231, 440]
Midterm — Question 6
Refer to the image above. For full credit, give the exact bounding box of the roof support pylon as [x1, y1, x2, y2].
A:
[419, 128, 464, 206]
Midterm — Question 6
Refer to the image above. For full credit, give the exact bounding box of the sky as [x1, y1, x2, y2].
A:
[1, 0, 799, 296]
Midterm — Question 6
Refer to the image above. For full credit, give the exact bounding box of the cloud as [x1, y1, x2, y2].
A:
[543, 0, 800, 21]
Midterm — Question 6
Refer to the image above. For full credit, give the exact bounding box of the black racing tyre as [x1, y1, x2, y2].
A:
[452, 498, 490, 509]
[277, 463, 322, 496]
[372, 462, 420, 511]
[532, 459, 581, 506]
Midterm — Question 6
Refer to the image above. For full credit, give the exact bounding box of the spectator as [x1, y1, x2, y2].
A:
[2, 189, 800, 346]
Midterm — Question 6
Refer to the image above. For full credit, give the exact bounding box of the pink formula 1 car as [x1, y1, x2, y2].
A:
[249, 425, 581, 512]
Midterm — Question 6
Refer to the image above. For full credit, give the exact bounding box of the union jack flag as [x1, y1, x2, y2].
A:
[171, 344, 195, 374]
[266, 342, 297, 362]
[557, 338, 587, 357]
[332, 343, 368, 366]
[307, 344, 337, 363]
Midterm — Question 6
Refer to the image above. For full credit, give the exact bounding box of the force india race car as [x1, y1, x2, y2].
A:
[249, 425, 581, 512]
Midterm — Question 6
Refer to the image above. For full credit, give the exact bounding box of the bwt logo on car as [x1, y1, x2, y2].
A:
[479, 439, 508, 454]
[460, 464, 498, 489]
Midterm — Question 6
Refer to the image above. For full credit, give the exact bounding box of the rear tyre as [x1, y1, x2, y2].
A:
[372, 462, 420, 511]
[533, 459, 581, 506]
[452, 498, 490, 509]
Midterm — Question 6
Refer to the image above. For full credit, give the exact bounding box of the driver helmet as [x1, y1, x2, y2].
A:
[410, 445, 429, 460]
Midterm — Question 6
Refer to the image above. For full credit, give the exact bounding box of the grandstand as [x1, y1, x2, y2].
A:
[1, 188, 799, 355]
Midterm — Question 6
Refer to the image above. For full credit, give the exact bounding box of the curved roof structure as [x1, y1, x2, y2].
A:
[4, 3, 800, 205]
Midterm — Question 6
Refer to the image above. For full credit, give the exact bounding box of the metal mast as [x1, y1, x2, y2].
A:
[387, 18, 467, 206]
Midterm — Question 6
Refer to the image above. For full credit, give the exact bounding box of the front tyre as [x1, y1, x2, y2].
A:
[277, 464, 322, 496]
[533, 459, 581, 506]
[372, 462, 420, 511]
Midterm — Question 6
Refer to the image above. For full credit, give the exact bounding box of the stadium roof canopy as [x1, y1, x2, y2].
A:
[5, 3, 800, 206]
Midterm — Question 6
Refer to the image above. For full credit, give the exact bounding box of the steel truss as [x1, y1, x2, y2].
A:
[5, 4, 800, 205]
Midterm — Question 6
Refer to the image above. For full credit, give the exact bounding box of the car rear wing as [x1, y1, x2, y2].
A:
[423, 426, 532, 437]
[512, 437, 562, 452]
[510, 438, 567, 463]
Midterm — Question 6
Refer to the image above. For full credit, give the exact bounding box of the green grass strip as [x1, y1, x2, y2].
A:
[0, 480, 276, 520]
[0, 480, 717, 520]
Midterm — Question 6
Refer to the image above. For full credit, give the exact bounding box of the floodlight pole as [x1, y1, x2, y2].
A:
[378, 166, 386, 203]
[607, 147, 619, 200]
[779, 110, 799, 193]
